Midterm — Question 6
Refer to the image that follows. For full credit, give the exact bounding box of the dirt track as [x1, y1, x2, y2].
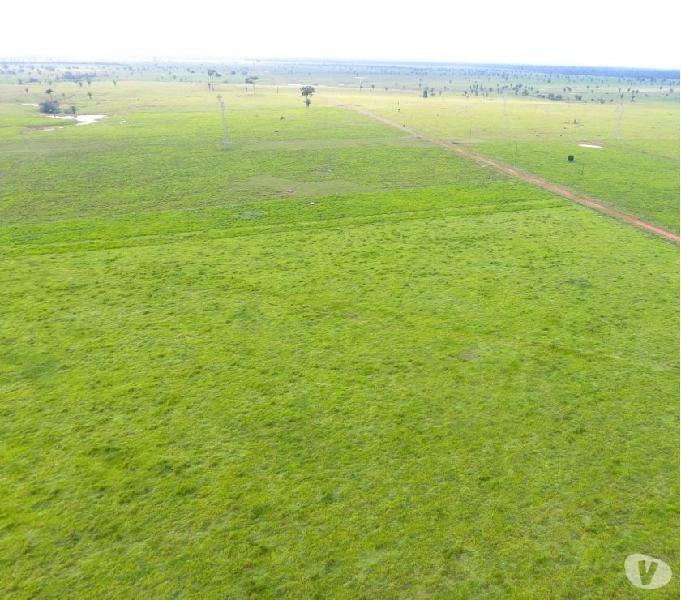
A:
[341, 104, 680, 244]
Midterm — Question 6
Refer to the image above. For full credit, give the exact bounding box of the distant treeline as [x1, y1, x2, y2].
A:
[3, 59, 678, 81]
[249, 59, 679, 80]
[481, 63, 679, 80]
[1, 59, 678, 92]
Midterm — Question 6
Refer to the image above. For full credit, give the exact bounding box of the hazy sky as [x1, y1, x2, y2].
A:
[2, 0, 679, 69]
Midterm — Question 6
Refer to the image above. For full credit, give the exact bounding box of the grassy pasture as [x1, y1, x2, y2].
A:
[0, 77, 678, 598]
[343, 90, 680, 231]
[0, 83, 506, 224]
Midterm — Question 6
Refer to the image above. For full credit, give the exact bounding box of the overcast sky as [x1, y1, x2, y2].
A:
[2, 0, 679, 69]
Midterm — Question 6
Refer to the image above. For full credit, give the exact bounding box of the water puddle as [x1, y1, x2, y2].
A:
[47, 114, 107, 126]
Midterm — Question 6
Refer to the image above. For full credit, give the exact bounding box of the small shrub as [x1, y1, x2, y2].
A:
[39, 100, 60, 114]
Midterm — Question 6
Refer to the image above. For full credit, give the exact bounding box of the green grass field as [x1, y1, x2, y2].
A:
[343, 90, 679, 231]
[0, 71, 678, 598]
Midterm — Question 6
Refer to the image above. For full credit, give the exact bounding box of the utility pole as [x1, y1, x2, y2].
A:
[217, 94, 229, 149]
[614, 100, 623, 141]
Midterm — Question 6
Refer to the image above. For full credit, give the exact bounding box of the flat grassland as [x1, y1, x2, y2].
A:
[0, 75, 678, 598]
[339, 89, 679, 232]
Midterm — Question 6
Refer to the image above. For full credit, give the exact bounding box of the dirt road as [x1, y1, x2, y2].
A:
[340, 104, 680, 244]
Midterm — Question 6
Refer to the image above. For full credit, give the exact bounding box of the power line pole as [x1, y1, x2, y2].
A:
[614, 100, 623, 141]
[217, 94, 229, 149]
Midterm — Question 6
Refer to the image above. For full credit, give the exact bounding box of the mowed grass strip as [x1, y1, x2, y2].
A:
[0, 182, 559, 255]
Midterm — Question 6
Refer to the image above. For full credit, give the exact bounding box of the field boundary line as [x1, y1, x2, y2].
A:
[1, 201, 558, 257]
[336, 103, 680, 243]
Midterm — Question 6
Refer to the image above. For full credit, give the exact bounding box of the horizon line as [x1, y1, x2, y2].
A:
[1, 55, 679, 73]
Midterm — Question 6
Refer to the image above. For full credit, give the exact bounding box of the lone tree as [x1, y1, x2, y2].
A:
[301, 85, 315, 107]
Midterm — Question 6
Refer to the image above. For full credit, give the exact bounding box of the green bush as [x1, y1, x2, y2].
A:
[38, 99, 60, 114]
